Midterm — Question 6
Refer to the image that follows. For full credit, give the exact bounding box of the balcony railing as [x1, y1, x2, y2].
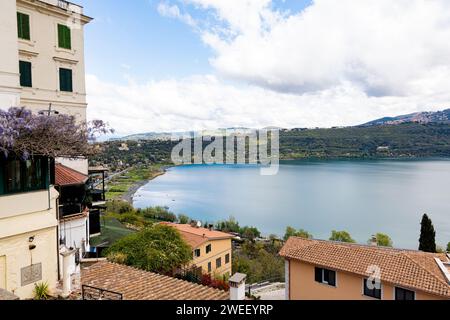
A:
[90, 189, 105, 203]
[59, 203, 83, 218]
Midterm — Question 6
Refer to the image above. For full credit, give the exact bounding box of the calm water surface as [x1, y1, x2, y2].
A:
[134, 160, 450, 249]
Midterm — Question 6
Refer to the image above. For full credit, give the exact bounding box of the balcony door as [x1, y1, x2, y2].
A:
[0, 256, 6, 289]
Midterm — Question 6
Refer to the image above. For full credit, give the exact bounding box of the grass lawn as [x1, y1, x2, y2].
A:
[90, 217, 136, 248]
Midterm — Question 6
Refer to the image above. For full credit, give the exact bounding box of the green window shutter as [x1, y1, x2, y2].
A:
[59, 68, 73, 92]
[17, 12, 30, 40]
[58, 24, 71, 49]
[19, 61, 32, 87]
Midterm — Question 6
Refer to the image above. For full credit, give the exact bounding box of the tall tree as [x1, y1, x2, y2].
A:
[329, 230, 356, 243]
[368, 233, 393, 247]
[446, 242, 450, 253]
[418, 214, 437, 253]
[284, 226, 313, 241]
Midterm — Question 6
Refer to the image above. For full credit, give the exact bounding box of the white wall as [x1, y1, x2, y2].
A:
[0, 0, 21, 110]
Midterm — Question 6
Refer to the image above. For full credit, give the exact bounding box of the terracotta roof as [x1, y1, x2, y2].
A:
[161, 223, 234, 248]
[55, 163, 88, 186]
[81, 261, 229, 300]
[280, 237, 450, 299]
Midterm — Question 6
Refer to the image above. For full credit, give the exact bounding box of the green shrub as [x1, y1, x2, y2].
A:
[33, 282, 50, 300]
[106, 224, 192, 274]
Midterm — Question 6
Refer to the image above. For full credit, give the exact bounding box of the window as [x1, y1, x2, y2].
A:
[315, 267, 336, 287]
[19, 61, 32, 87]
[206, 244, 212, 254]
[363, 279, 381, 299]
[59, 68, 73, 92]
[207, 262, 212, 273]
[17, 12, 30, 40]
[216, 257, 222, 268]
[58, 24, 71, 49]
[194, 249, 201, 258]
[0, 157, 49, 195]
[225, 253, 230, 264]
[395, 287, 415, 300]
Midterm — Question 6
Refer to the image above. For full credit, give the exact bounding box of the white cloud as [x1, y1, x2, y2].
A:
[85, 0, 450, 135]
[165, 0, 450, 97]
[157, 2, 197, 27]
[86, 74, 450, 135]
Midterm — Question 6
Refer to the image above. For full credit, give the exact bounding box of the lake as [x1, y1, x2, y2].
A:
[133, 160, 450, 249]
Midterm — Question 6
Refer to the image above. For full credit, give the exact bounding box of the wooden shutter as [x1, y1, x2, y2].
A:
[17, 12, 30, 40]
[314, 267, 322, 282]
[328, 270, 336, 286]
[19, 61, 32, 87]
[60, 68, 73, 92]
[58, 24, 71, 49]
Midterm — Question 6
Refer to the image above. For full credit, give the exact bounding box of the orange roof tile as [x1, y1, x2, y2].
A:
[55, 163, 88, 186]
[280, 237, 450, 299]
[81, 261, 229, 300]
[161, 222, 234, 248]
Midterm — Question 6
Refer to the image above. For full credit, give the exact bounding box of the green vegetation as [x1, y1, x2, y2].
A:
[105, 201, 176, 229]
[447, 242, 450, 253]
[90, 217, 135, 248]
[95, 123, 450, 167]
[233, 240, 285, 284]
[178, 214, 190, 224]
[33, 282, 50, 300]
[370, 233, 393, 247]
[284, 226, 313, 241]
[419, 214, 437, 253]
[215, 217, 261, 241]
[106, 224, 192, 274]
[329, 230, 356, 243]
[105, 164, 167, 200]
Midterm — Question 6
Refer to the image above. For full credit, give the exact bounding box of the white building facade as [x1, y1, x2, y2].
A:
[0, 0, 92, 299]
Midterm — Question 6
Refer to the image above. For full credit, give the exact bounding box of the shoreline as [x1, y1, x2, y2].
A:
[122, 166, 172, 204]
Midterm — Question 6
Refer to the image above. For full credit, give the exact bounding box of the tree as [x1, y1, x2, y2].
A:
[447, 242, 450, 253]
[106, 224, 193, 274]
[0, 107, 112, 159]
[419, 214, 437, 253]
[329, 230, 356, 243]
[178, 214, 190, 224]
[284, 226, 313, 241]
[369, 233, 393, 247]
[240, 226, 261, 241]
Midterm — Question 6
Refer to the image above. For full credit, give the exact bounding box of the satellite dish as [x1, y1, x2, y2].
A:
[197, 221, 202, 228]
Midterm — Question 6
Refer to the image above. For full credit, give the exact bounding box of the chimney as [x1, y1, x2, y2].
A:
[370, 235, 378, 246]
[229, 273, 247, 300]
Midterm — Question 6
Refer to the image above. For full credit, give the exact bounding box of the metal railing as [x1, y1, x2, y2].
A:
[81, 285, 123, 300]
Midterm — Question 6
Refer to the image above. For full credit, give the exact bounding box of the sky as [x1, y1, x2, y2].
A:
[78, 0, 450, 136]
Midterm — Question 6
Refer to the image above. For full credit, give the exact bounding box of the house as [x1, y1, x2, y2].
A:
[81, 261, 233, 300]
[280, 237, 450, 300]
[54, 164, 106, 283]
[0, 0, 92, 299]
[0, 156, 59, 299]
[162, 222, 234, 278]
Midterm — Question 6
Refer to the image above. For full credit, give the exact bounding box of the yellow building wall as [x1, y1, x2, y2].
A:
[192, 239, 232, 278]
[0, 188, 59, 299]
[288, 259, 447, 300]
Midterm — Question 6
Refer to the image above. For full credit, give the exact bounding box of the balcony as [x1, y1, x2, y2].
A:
[40, 0, 84, 14]
[58, 203, 83, 218]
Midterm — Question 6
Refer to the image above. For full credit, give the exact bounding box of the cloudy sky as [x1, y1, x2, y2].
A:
[78, 0, 450, 136]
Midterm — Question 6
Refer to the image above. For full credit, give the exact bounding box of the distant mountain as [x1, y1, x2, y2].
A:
[112, 127, 254, 141]
[361, 108, 450, 127]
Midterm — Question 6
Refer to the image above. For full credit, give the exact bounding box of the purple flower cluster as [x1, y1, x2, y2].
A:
[0, 107, 113, 159]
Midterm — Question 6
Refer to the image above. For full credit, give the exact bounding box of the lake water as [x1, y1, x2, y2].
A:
[134, 160, 450, 249]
